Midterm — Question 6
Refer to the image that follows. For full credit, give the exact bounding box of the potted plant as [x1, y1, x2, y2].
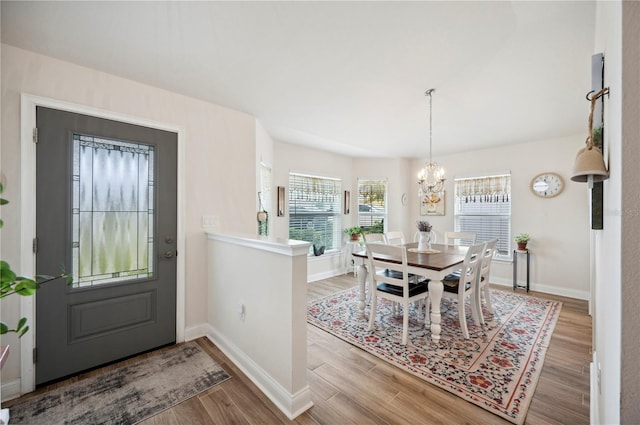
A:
[344, 226, 362, 241]
[514, 233, 530, 251]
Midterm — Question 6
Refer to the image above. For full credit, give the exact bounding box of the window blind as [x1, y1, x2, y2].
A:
[288, 173, 342, 254]
[454, 174, 511, 258]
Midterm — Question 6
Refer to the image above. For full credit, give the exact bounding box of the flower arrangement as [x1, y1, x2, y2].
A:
[423, 193, 442, 205]
[416, 220, 432, 232]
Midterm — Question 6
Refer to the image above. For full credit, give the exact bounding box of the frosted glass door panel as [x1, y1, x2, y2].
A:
[72, 134, 155, 288]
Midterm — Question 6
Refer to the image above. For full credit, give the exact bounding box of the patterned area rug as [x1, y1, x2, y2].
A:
[6, 341, 230, 424]
[307, 287, 562, 424]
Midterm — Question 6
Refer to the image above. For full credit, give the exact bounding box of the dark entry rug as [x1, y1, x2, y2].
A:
[5, 341, 230, 424]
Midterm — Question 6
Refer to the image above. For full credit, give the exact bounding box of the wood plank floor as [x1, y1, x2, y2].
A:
[5, 274, 591, 424]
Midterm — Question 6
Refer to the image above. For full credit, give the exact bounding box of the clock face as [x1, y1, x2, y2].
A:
[531, 172, 564, 198]
[401, 193, 408, 206]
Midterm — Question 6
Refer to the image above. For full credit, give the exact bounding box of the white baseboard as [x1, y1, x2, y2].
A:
[490, 277, 590, 300]
[0, 407, 9, 424]
[307, 269, 344, 282]
[591, 351, 600, 424]
[1, 379, 21, 402]
[206, 325, 313, 419]
[184, 323, 209, 341]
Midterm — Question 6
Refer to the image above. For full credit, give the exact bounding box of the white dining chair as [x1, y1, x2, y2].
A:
[444, 231, 476, 246]
[366, 243, 430, 345]
[364, 233, 387, 244]
[476, 239, 498, 325]
[366, 230, 423, 293]
[439, 241, 486, 339]
[385, 231, 406, 246]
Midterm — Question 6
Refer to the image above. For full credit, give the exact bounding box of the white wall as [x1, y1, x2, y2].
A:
[0, 36, 609, 410]
[352, 157, 413, 235]
[255, 120, 275, 235]
[593, 1, 640, 423]
[206, 233, 311, 419]
[410, 135, 591, 299]
[272, 141, 354, 281]
[1, 45, 257, 386]
[593, 2, 622, 423]
[275, 135, 590, 300]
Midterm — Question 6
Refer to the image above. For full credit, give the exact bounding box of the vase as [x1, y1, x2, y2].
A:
[417, 231, 432, 251]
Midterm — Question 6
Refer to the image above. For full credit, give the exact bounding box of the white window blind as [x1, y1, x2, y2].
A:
[454, 174, 511, 259]
[288, 173, 342, 254]
[357, 179, 387, 234]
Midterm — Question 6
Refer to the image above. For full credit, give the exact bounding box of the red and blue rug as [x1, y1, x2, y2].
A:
[307, 286, 562, 424]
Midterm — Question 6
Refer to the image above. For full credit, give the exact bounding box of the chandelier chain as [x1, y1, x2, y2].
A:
[427, 89, 433, 162]
[417, 88, 445, 195]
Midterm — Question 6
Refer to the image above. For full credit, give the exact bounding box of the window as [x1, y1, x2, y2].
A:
[288, 173, 342, 255]
[259, 163, 272, 236]
[72, 134, 155, 288]
[357, 179, 387, 234]
[454, 174, 511, 259]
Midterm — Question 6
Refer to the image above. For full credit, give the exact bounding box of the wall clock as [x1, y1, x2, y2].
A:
[401, 193, 408, 206]
[530, 172, 564, 198]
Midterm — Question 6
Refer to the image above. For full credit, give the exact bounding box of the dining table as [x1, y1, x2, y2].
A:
[351, 242, 468, 343]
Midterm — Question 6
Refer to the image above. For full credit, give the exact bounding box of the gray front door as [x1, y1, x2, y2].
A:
[35, 107, 177, 385]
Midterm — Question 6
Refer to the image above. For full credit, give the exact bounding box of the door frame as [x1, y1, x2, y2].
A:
[19, 93, 186, 394]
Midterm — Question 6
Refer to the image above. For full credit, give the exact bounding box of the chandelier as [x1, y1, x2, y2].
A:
[417, 88, 445, 195]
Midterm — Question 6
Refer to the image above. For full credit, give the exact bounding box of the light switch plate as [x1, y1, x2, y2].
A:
[202, 215, 219, 227]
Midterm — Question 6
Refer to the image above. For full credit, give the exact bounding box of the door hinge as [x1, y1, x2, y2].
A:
[33, 347, 37, 364]
[33, 127, 38, 144]
[32, 237, 38, 254]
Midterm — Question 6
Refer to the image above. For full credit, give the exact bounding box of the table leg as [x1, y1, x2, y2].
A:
[428, 279, 444, 343]
[357, 263, 368, 317]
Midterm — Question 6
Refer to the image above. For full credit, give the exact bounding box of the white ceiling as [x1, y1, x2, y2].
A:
[1, 1, 596, 158]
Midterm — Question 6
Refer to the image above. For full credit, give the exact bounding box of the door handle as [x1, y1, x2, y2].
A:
[162, 251, 175, 259]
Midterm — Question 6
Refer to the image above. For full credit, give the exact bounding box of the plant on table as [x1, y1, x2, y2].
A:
[344, 226, 362, 241]
[416, 220, 432, 232]
[514, 233, 531, 250]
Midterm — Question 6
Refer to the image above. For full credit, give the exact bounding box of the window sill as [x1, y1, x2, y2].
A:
[307, 250, 340, 260]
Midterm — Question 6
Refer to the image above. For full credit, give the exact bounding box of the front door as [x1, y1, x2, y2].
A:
[35, 107, 177, 385]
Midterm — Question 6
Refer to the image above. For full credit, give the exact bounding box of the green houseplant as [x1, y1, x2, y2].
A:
[514, 233, 530, 251]
[0, 183, 70, 337]
[344, 226, 362, 241]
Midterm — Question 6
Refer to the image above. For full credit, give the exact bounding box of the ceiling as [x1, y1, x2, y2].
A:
[1, 1, 596, 158]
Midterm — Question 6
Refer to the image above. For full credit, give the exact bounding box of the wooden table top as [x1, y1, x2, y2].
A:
[352, 242, 467, 271]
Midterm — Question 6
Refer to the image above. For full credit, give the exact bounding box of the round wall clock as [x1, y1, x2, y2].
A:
[530, 172, 564, 198]
[401, 193, 408, 206]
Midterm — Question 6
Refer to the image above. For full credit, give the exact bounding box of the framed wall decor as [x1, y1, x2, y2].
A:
[277, 186, 285, 217]
[420, 191, 445, 216]
[343, 190, 350, 214]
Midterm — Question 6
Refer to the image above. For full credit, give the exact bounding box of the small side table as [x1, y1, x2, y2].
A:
[345, 241, 362, 276]
[513, 249, 530, 292]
